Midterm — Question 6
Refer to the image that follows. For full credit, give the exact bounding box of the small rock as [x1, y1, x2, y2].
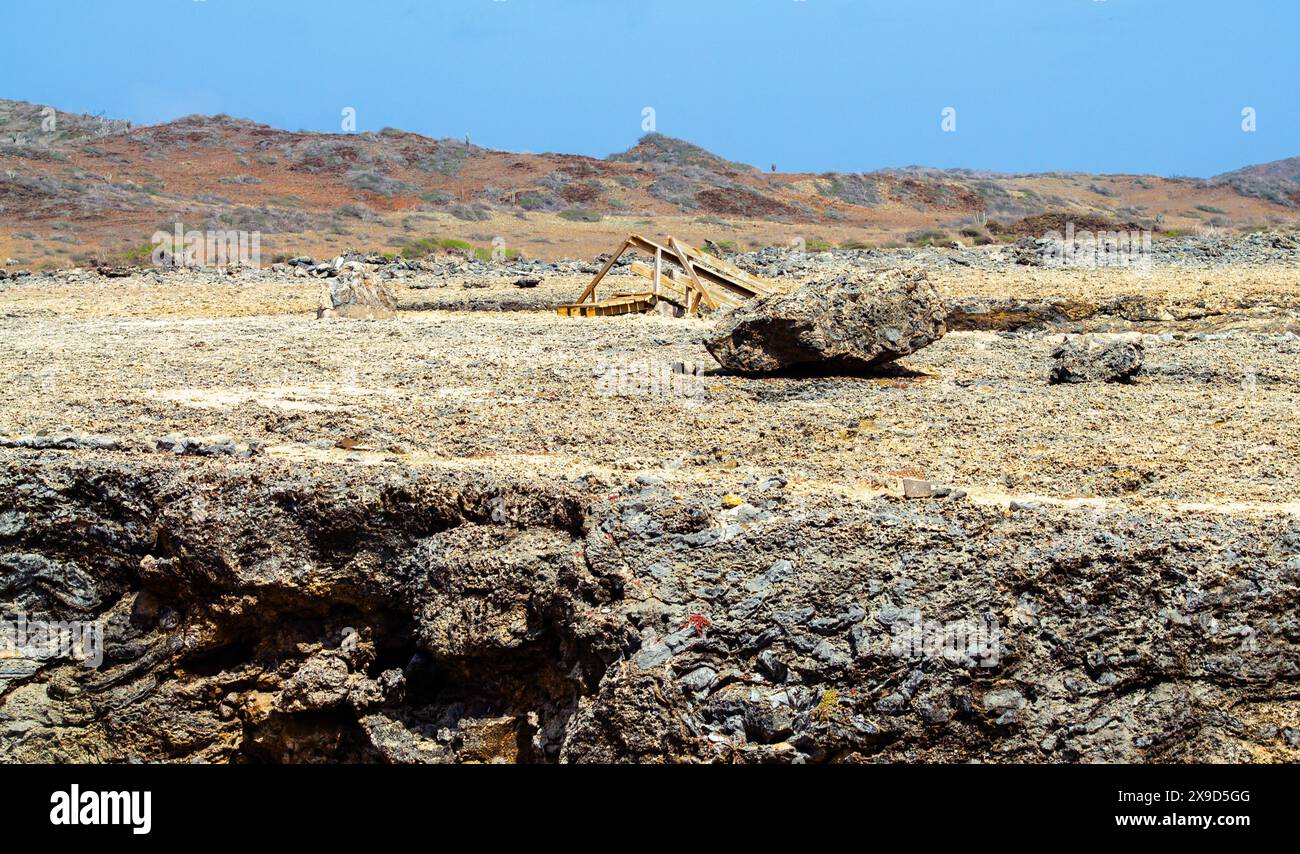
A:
[680, 666, 717, 694]
[632, 643, 671, 670]
[982, 688, 1026, 715]
[318, 272, 397, 320]
[901, 478, 933, 499]
[1049, 338, 1143, 384]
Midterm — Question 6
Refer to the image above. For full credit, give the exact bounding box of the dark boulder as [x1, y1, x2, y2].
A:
[705, 269, 946, 373]
[1049, 338, 1143, 383]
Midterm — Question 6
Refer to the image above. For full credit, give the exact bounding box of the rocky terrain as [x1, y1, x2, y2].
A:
[1, 231, 1298, 763]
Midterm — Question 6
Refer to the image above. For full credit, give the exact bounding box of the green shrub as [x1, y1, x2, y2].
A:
[400, 236, 442, 258]
[517, 191, 552, 211]
[399, 236, 519, 261]
[558, 208, 601, 222]
[904, 229, 950, 246]
[449, 204, 491, 222]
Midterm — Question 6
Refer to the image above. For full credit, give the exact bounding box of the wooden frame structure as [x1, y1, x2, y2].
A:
[556, 234, 777, 317]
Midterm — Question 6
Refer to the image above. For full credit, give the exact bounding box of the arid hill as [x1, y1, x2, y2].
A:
[1, 99, 1297, 267]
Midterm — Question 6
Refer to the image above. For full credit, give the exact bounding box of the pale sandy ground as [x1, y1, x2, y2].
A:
[1, 260, 1298, 517]
[2, 260, 1298, 319]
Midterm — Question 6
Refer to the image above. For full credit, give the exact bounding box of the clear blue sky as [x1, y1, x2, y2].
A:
[4, 0, 1296, 176]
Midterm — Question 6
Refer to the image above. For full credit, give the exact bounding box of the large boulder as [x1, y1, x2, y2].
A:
[705, 269, 946, 372]
[317, 272, 397, 320]
[1049, 337, 1143, 383]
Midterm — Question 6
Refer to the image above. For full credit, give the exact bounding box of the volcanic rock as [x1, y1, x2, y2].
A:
[1049, 337, 1144, 383]
[705, 269, 946, 373]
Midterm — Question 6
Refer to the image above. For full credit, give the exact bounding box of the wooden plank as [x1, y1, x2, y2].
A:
[669, 236, 717, 312]
[628, 233, 767, 303]
[555, 292, 656, 317]
[672, 239, 751, 308]
[673, 239, 778, 296]
[628, 263, 684, 296]
[632, 261, 743, 309]
[627, 233, 774, 293]
[627, 262, 688, 304]
[574, 237, 629, 305]
[626, 233, 670, 257]
[563, 233, 775, 318]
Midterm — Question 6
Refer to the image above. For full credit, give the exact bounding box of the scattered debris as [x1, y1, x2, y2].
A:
[558, 234, 778, 317]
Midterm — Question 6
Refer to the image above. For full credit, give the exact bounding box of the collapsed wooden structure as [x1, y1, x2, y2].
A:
[556, 234, 777, 317]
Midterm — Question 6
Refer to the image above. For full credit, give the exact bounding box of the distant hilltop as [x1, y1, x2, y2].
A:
[2, 99, 1297, 267]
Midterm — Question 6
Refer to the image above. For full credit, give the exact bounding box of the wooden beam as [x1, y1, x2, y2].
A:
[564, 233, 776, 318]
[669, 236, 717, 312]
[627, 233, 771, 302]
[575, 237, 629, 304]
[672, 239, 779, 296]
[628, 261, 688, 304]
[556, 293, 656, 317]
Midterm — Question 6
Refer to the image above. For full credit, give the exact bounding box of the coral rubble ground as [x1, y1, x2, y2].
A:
[1, 233, 1298, 763]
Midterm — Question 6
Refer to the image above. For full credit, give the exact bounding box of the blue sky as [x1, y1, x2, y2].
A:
[4, 0, 1296, 176]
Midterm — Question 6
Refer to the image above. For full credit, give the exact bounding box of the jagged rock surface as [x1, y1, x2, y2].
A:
[1050, 338, 1144, 384]
[705, 270, 946, 373]
[318, 271, 397, 320]
[1, 454, 1295, 764]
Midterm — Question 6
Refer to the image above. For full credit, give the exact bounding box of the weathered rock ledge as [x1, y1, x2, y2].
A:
[1, 450, 1296, 763]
